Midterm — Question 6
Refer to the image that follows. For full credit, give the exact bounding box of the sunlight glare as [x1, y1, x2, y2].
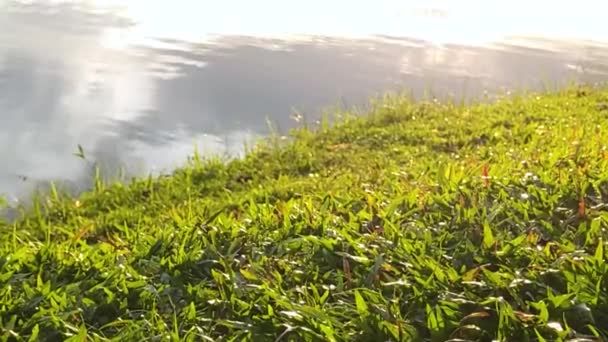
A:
[92, 0, 608, 49]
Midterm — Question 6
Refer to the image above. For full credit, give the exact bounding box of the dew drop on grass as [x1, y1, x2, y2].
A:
[546, 321, 563, 332]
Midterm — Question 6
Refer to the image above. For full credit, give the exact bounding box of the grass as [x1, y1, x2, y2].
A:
[2, 85, 608, 341]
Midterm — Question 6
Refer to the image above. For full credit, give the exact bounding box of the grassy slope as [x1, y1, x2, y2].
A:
[2, 86, 608, 341]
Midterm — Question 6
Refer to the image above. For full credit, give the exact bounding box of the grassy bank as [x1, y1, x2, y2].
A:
[2, 86, 608, 341]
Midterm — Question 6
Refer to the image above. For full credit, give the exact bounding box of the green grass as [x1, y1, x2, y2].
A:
[2, 85, 608, 341]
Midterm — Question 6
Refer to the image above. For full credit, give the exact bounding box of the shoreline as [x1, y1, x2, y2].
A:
[2, 84, 608, 340]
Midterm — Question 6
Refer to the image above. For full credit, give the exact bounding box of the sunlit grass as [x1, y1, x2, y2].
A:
[2, 85, 608, 341]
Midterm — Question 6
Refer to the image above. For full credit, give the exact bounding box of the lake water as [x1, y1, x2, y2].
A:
[1, 0, 608, 208]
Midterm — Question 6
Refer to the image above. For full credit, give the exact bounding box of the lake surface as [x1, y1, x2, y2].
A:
[1, 0, 608, 208]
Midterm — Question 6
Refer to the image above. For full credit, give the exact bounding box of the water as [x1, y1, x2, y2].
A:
[1, 0, 608, 208]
